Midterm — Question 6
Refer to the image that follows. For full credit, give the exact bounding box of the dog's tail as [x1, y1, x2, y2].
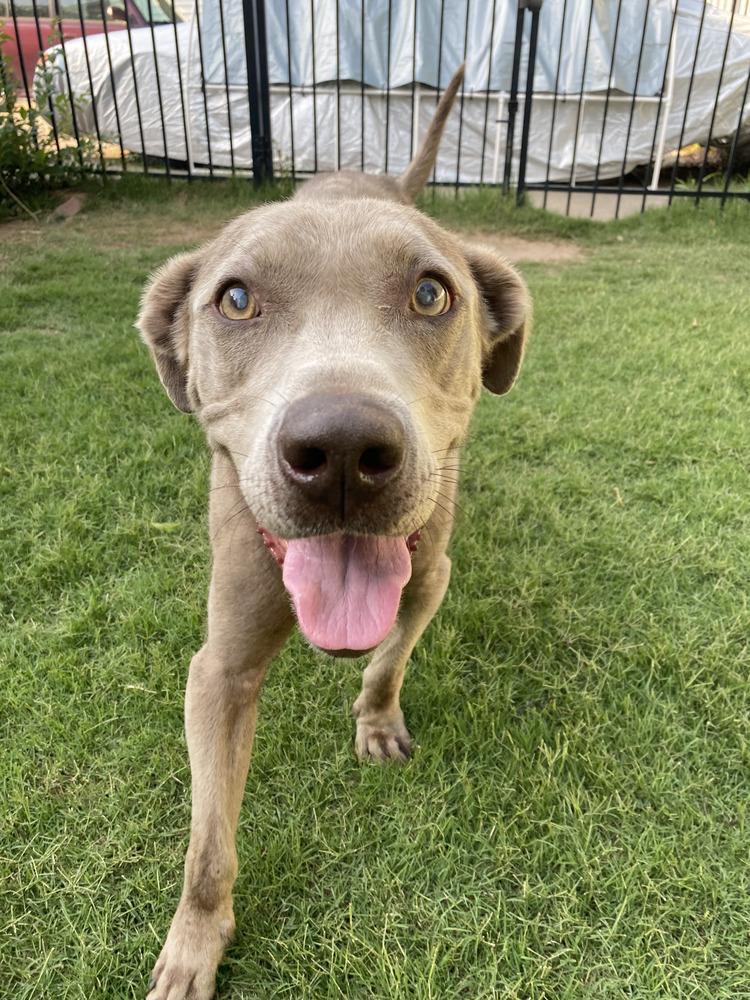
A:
[397, 63, 465, 201]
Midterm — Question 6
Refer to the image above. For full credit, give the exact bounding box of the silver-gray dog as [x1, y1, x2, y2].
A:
[138, 65, 530, 999]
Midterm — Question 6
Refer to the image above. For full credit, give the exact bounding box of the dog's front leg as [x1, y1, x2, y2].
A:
[148, 453, 294, 1000]
[146, 650, 268, 1000]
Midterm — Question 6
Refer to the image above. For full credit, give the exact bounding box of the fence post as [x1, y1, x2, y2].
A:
[242, 0, 273, 184]
[504, 0, 542, 200]
[517, 0, 542, 205]
[503, 4, 525, 195]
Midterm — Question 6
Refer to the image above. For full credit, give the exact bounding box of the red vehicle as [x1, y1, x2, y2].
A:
[0, 0, 182, 90]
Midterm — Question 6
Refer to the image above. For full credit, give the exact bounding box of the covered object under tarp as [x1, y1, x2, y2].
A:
[42, 0, 750, 184]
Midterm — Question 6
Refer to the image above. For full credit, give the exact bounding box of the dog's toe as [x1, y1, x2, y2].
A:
[355, 718, 413, 763]
[147, 964, 209, 1000]
[147, 901, 233, 1000]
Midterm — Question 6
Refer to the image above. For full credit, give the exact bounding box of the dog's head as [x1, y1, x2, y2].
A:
[138, 197, 530, 653]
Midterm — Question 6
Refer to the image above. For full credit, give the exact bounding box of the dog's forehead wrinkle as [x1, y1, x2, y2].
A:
[208, 199, 461, 293]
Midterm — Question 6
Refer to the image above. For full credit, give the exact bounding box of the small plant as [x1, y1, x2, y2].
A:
[0, 23, 97, 219]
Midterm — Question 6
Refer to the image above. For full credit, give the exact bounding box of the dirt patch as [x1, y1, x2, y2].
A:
[0, 218, 42, 241]
[0, 212, 220, 251]
[151, 224, 221, 247]
[0, 209, 585, 264]
[87, 218, 221, 251]
[466, 232, 584, 264]
[103, 222, 585, 261]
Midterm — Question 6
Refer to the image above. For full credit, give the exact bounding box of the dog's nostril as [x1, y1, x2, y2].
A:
[278, 393, 407, 510]
[288, 445, 327, 476]
[359, 445, 400, 478]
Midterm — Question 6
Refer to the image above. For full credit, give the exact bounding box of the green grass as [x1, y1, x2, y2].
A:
[2, 179, 750, 999]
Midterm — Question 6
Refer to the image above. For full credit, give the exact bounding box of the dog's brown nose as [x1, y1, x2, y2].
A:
[278, 393, 406, 517]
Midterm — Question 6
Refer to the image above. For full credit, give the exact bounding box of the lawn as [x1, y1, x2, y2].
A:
[1, 179, 750, 999]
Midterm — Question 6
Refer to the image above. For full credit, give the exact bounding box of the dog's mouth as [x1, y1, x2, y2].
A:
[258, 526, 422, 654]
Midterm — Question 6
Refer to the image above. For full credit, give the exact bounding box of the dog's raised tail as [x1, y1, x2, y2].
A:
[398, 63, 465, 201]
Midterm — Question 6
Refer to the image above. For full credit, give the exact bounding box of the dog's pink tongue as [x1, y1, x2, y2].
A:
[282, 534, 412, 652]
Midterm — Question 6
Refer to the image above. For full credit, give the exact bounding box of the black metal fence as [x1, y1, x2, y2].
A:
[2, 0, 750, 215]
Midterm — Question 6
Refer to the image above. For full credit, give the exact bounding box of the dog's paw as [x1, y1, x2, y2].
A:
[146, 901, 234, 1000]
[354, 711, 413, 763]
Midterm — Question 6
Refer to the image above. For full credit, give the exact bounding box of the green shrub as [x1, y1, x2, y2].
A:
[0, 23, 97, 218]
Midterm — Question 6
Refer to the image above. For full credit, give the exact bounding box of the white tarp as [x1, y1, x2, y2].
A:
[42, 0, 750, 184]
[201, 0, 675, 95]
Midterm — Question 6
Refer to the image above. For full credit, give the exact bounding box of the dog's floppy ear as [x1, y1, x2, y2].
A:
[460, 240, 531, 396]
[137, 250, 202, 413]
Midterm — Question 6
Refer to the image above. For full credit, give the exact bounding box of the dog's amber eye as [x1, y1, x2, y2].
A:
[411, 277, 450, 316]
[220, 285, 259, 320]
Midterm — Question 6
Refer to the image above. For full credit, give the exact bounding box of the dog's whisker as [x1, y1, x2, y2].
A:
[427, 468, 461, 484]
[404, 395, 431, 409]
[207, 482, 253, 495]
[207, 474, 257, 495]
[433, 489, 466, 512]
[268, 386, 291, 405]
[216, 233, 263, 259]
[212, 497, 252, 540]
[427, 496, 457, 524]
[424, 484, 470, 526]
[426, 511, 452, 534]
[432, 489, 469, 519]
[212, 504, 253, 543]
[218, 493, 250, 518]
[427, 475, 461, 490]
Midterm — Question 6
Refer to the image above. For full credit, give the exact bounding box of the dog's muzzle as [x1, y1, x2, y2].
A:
[256, 392, 421, 654]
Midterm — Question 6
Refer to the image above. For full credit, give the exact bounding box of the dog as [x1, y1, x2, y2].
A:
[138, 64, 530, 1000]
